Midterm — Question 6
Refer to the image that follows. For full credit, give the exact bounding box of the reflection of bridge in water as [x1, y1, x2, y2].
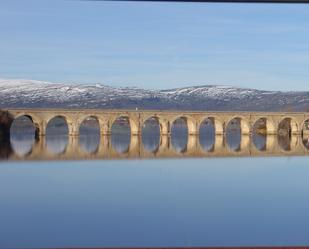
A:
[2, 109, 309, 161]
[4, 133, 309, 161]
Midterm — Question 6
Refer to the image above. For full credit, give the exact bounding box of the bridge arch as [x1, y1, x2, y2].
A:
[170, 116, 191, 154]
[198, 116, 224, 134]
[198, 117, 216, 152]
[78, 115, 101, 154]
[46, 115, 70, 135]
[301, 119, 309, 134]
[142, 115, 168, 135]
[170, 115, 197, 135]
[110, 115, 132, 154]
[278, 117, 299, 135]
[225, 116, 250, 152]
[226, 116, 250, 134]
[252, 117, 276, 135]
[141, 116, 161, 153]
[110, 115, 139, 135]
[44, 115, 70, 155]
[9, 115, 37, 158]
[11, 113, 42, 137]
[251, 118, 269, 151]
[79, 115, 101, 133]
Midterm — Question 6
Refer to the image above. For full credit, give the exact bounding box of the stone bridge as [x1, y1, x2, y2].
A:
[4, 109, 309, 136]
[1, 109, 309, 161]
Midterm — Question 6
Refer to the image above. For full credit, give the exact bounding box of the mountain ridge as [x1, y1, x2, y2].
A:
[0, 79, 308, 112]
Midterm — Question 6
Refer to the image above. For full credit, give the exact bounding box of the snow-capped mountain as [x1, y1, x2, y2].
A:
[0, 79, 308, 111]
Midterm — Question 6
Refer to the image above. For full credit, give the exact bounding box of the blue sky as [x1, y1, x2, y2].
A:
[1, 0, 309, 91]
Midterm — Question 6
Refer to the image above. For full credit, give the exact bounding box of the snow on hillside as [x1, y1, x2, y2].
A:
[0, 79, 308, 111]
[0, 79, 161, 102]
[0, 79, 273, 100]
[161, 85, 278, 100]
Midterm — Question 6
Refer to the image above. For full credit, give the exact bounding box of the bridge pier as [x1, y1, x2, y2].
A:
[214, 119, 224, 135]
[36, 122, 46, 136]
[100, 120, 110, 136]
[68, 122, 79, 136]
[187, 135, 198, 153]
[187, 118, 199, 135]
[214, 134, 224, 151]
[240, 134, 250, 152]
[160, 120, 170, 135]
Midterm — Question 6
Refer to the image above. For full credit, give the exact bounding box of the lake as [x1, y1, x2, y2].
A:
[1, 118, 309, 248]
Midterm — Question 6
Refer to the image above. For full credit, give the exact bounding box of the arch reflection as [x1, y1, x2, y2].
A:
[302, 120, 309, 150]
[278, 118, 299, 136]
[46, 116, 69, 155]
[252, 133, 267, 151]
[199, 118, 215, 152]
[2, 133, 309, 161]
[171, 117, 188, 153]
[10, 116, 36, 157]
[142, 117, 160, 153]
[278, 134, 290, 151]
[111, 116, 131, 154]
[226, 118, 241, 151]
[252, 118, 267, 151]
[277, 118, 297, 151]
[79, 116, 100, 154]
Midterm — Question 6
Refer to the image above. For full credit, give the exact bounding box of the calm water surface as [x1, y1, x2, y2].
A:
[1, 118, 309, 248]
[1, 157, 309, 248]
